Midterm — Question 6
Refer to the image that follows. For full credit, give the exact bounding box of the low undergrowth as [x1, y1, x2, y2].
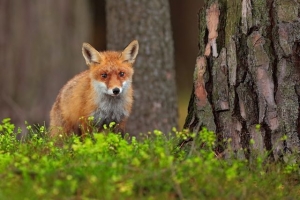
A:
[0, 118, 299, 199]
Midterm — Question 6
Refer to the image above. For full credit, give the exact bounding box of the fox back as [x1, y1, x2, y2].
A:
[50, 40, 139, 136]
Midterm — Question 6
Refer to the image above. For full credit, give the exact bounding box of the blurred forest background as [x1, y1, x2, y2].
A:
[0, 0, 204, 134]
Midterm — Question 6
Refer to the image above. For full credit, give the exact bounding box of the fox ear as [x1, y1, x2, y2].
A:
[121, 40, 139, 64]
[82, 43, 102, 65]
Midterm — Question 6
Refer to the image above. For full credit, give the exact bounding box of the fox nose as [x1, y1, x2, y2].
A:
[112, 88, 120, 95]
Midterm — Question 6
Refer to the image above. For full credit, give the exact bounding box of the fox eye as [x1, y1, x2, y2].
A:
[101, 73, 107, 78]
[119, 72, 125, 77]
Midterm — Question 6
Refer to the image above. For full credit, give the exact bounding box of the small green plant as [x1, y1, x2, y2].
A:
[0, 120, 299, 199]
[0, 118, 20, 153]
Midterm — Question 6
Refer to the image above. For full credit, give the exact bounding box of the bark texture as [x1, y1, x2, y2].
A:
[0, 0, 91, 133]
[106, 0, 178, 136]
[185, 0, 300, 160]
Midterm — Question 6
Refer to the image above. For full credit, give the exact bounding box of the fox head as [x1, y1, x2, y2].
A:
[82, 40, 139, 97]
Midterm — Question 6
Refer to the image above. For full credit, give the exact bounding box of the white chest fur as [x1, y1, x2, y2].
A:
[91, 80, 130, 128]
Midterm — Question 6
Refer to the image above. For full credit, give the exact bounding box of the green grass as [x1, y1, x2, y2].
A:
[0, 118, 300, 199]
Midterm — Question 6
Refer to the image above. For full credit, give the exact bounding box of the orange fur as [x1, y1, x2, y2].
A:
[50, 40, 139, 137]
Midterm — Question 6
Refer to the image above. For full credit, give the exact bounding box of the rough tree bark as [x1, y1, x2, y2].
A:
[106, 0, 178, 136]
[0, 0, 91, 133]
[184, 0, 300, 160]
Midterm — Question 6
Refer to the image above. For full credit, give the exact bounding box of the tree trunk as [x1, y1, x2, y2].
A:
[0, 0, 91, 133]
[106, 0, 178, 136]
[184, 0, 300, 160]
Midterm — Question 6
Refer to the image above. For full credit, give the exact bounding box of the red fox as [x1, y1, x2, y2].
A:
[49, 40, 139, 137]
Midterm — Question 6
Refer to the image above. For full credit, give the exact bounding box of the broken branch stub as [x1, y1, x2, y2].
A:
[205, 2, 220, 57]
